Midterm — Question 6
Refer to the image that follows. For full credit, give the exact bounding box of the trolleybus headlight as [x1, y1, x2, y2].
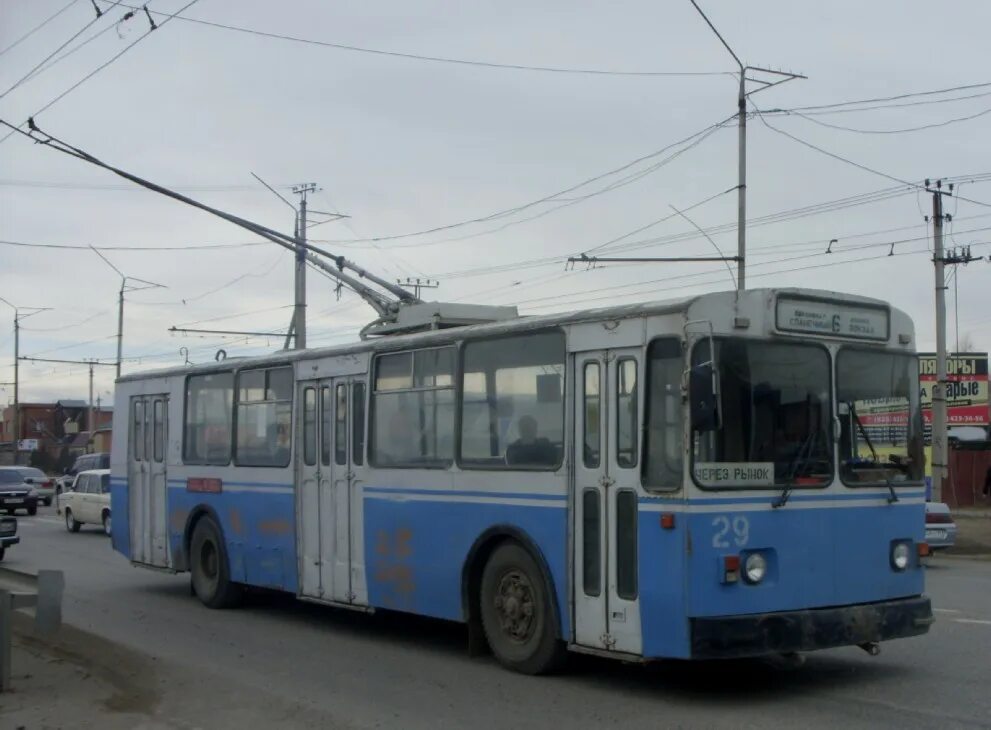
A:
[743, 552, 767, 584]
[891, 542, 911, 571]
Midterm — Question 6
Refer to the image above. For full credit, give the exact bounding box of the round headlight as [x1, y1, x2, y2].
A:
[744, 552, 767, 584]
[892, 542, 911, 570]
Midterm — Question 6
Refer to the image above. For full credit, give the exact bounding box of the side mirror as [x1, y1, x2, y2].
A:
[689, 362, 720, 432]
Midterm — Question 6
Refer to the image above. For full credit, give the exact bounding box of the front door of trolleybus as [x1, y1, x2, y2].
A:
[573, 348, 643, 655]
[297, 377, 364, 603]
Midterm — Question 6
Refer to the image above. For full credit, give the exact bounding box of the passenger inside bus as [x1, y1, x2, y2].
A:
[505, 415, 557, 467]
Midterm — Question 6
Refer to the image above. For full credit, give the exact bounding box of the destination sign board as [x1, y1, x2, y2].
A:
[776, 297, 889, 341]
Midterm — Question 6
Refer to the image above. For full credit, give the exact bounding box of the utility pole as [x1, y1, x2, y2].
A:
[0, 298, 51, 464]
[397, 278, 439, 300]
[292, 183, 317, 350]
[688, 0, 805, 292]
[89, 247, 166, 380]
[927, 179, 952, 502]
[87, 361, 94, 452]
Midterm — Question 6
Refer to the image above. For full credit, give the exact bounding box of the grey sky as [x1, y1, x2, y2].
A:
[1, 0, 989, 404]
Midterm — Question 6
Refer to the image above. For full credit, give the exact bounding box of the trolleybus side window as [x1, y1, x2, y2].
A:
[234, 366, 292, 467]
[153, 399, 165, 463]
[183, 371, 234, 465]
[133, 400, 144, 461]
[321, 386, 332, 466]
[335, 383, 348, 466]
[459, 331, 565, 470]
[370, 347, 455, 468]
[643, 338, 683, 490]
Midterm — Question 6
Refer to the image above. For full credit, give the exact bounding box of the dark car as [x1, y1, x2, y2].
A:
[57, 452, 110, 497]
[0, 516, 18, 560]
[3, 466, 56, 506]
[0, 469, 39, 515]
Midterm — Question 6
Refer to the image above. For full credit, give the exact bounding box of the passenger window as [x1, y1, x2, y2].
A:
[303, 387, 317, 467]
[370, 347, 455, 468]
[234, 367, 292, 467]
[100, 474, 111, 494]
[582, 489, 601, 597]
[616, 490, 638, 599]
[184, 372, 234, 465]
[335, 384, 348, 466]
[616, 358, 638, 469]
[352, 383, 365, 466]
[460, 331, 565, 470]
[643, 338, 684, 491]
[583, 362, 601, 469]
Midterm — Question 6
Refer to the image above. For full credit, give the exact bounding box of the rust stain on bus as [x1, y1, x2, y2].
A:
[229, 508, 244, 536]
[258, 518, 291, 535]
[169, 509, 188, 533]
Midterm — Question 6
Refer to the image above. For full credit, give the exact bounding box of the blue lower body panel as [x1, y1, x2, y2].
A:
[363, 493, 569, 637]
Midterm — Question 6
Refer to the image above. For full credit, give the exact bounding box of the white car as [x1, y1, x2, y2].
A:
[59, 469, 111, 536]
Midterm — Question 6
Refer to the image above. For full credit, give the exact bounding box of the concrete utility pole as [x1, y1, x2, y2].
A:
[688, 0, 805, 292]
[87, 361, 94, 452]
[0, 298, 50, 464]
[927, 179, 952, 502]
[89, 247, 165, 380]
[292, 183, 317, 350]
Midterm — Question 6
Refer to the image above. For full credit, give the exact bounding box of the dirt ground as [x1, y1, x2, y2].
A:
[0, 612, 349, 730]
[946, 508, 991, 556]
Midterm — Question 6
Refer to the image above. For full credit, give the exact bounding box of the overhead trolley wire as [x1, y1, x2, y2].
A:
[107, 2, 734, 78]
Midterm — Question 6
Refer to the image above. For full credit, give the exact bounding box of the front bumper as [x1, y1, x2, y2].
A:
[690, 596, 933, 658]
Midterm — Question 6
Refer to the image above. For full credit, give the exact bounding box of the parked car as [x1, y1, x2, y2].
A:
[0, 468, 39, 515]
[2, 466, 56, 506]
[925, 502, 958, 550]
[57, 452, 110, 498]
[59, 469, 111, 536]
[0, 516, 18, 561]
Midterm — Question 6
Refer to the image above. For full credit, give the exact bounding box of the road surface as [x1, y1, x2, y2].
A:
[5, 504, 991, 729]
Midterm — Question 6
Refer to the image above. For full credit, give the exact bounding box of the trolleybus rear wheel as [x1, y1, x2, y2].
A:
[190, 516, 242, 609]
[479, 542, 563, 674]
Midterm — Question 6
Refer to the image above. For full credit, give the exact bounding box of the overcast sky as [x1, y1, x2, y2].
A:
[1, 0, 989, 405]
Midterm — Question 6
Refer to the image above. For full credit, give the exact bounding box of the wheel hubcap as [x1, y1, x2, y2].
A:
[493, 570, 536, 643]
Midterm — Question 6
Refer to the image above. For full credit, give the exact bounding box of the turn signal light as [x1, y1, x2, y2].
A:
[660, 513, 676, 529]
[722, 555, 740, 584]
[917, 542, 930, 558]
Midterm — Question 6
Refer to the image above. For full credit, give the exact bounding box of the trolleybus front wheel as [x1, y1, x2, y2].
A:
[190, 516, 242, 609]
[479, 542, 564, 674]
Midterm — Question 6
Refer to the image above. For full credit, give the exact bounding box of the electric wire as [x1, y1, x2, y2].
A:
[108, 2, 734, 78]
[0, 0, 81, 57]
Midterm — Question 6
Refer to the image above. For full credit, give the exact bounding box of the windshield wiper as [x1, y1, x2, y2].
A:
[849, 403, 898, 504]
[773, 429, 819, 509]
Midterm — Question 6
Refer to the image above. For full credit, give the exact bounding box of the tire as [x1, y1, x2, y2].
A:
[64, 509, 81, 533]
[0, 547, 5, 562]
[479, 542, 564, 675]
[189, 517, 242, 609]
[28, 505, 37, 516]
[44, 498, 52, 507]
[102, 511, 112, 537]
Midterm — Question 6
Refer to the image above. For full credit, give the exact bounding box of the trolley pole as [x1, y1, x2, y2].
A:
[927, 179, 952, 502]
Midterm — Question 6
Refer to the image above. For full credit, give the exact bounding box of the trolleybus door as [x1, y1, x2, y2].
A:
[573, 349, 643, 655]
[127, 394, 170, 567]
[298, 377, 362, 603]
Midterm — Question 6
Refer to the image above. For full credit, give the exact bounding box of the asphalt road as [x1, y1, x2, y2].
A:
[6, 504, 991, 730]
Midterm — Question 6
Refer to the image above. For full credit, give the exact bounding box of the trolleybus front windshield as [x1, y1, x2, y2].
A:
[836, 349, 924, 485]
[692, 339, 832, 489]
